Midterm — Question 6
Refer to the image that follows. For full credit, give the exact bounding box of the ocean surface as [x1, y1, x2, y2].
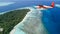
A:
[0, 1, 60, 34]
[42, 7, 60, 34]
[10, 5, 60, 34]
[0, 1, 60, 13]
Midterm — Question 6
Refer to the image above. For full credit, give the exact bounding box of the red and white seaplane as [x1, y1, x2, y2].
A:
[36, 2, 55, 9]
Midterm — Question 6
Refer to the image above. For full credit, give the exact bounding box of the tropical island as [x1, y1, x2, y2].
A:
[0, 9, 30, 34]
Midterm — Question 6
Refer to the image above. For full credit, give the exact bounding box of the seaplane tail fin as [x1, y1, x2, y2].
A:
[51, 2, 55, 7]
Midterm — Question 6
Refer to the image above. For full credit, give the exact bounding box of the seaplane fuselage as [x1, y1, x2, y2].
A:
[36, 2, 54, 9]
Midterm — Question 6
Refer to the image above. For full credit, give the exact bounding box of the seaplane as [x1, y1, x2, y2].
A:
[35, 2, 54, 10]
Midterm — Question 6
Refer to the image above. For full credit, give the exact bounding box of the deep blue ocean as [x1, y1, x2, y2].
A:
[0, 1, 60, 12]
[42, 7, 60, 34]
[0, 1, 60, 34]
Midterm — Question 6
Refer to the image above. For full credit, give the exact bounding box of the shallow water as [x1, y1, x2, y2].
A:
[10, 4, 60, 34]
[10, 7, 49, 34]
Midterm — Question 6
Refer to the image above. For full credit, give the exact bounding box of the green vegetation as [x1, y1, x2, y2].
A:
[0, 9, 30, 34]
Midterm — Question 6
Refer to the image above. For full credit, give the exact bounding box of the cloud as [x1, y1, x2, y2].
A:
[0, 2, 15, 6]
[55, 4, 60, 7]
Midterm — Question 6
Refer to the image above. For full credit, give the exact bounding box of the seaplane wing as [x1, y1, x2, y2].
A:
[36, 2, 55, 9]
[43, 5, 53, 8]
